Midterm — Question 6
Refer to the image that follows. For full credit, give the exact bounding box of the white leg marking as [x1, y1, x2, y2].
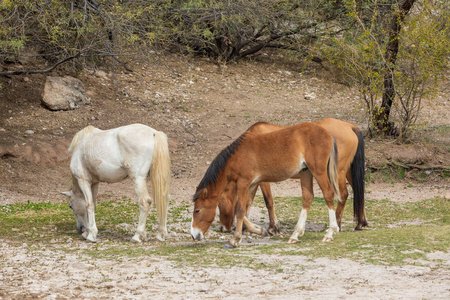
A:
[288, 209, 308, 243]
[329, 208, 339, 233]
[323, 208, 339, 242]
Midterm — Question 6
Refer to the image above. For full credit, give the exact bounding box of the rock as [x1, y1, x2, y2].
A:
[41, 76, 90, 111]
[25, 130, 34, 135]
[93, 70, 108, 80]
[304, 93, 317, 100]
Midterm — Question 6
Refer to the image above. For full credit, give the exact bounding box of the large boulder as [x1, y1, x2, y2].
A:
[41, 76, 90, 110]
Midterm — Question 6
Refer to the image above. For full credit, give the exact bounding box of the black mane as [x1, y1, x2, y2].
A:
[193, 133, 246, 201]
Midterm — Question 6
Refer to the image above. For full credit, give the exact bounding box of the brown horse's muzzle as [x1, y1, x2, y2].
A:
[190, 224, 204, 241]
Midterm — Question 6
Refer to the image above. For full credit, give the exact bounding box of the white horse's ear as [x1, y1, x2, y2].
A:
[61, 191, 72, 197]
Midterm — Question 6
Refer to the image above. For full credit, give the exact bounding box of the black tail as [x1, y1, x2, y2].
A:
[351, 128, 367, 230]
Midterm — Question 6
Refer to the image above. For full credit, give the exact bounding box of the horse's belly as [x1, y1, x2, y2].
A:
[260, 157, 306, 182]
[91, 165, 128, 183]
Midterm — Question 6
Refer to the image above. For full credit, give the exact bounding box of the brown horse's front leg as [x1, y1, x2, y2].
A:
[225, 210, 244, 248]
[225, 182, 250, 248]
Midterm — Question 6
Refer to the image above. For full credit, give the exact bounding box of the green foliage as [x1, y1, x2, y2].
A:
[322, 0, 450, 141]
[0, 0, 353, 67]
[0, 0, 173, 70]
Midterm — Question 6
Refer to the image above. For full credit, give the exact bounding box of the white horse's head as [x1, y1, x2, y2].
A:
[62, 190, 88, 234]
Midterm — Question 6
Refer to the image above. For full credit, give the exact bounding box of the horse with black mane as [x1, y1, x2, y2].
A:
[191, 122, 341, 248]
[218, 118, 368, 236]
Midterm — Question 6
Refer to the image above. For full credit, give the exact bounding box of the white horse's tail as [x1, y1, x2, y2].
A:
[151, 130, 171, 240]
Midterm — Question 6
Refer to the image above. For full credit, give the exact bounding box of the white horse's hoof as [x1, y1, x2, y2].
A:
[156, 232, 165, 242]
[287, 238, 298, 244]
[81, 231, 88, 240]
[131, 234, 142, 243]
[322, 237, 333, 243]
[86, 234, 97, 243]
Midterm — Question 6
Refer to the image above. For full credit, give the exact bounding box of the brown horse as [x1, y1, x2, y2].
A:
[218, 118, 368, 235]
[191, 122, 341, 248]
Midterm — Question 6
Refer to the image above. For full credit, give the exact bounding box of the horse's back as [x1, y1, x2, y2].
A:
[115, 124, 159, 166]
[246, 122, 283, 135]
[315, 118, 360, 170]
[116, 124, 157, 147]
[315, 118, 359, 139]
[69, 124, 160, 182]
[237, 122, 332, 180]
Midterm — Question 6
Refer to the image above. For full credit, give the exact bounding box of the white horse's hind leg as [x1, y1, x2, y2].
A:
[132, 177, 152, 243]
[322, 208, 339, 242]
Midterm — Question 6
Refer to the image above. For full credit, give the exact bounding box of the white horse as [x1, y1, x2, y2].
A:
[62, 124, 171, 243]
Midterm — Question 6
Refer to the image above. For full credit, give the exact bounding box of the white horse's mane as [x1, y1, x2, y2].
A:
[68, 125, 98, 153]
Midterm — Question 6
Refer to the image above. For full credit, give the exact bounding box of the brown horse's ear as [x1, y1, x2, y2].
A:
[202, 188, 208, 198]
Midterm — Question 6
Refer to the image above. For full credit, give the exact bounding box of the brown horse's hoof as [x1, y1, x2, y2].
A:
[224, 242, 236, 249]
[267, 226, 280, 236]
[355, 220, 369, 231]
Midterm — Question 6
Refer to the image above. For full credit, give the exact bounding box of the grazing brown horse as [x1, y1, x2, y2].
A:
[191, 122, 341, 248]
[218, 118, 368, 235]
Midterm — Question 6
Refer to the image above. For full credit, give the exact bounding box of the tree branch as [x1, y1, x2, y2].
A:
[0, 52, 82, 76]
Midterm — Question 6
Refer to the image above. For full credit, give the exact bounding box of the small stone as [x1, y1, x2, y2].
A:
[304, 93, 316, 100]
[25, 130, 34, 135]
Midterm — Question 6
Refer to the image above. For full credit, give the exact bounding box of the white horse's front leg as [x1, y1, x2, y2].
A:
[79, 180, 98, 242]
[288, 208, 308, 243]
[322, 208, 339, 242]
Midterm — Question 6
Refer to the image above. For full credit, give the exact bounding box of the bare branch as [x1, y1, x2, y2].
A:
[0, 53, 82, 76]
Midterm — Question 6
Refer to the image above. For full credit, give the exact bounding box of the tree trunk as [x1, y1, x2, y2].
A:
[374, 0, 416, 135]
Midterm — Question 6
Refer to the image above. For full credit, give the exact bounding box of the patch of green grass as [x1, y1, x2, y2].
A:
[1, 195, 448, 269]
[168, 201, 191, 224]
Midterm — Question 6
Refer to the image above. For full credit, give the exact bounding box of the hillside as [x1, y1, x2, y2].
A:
[0, 55, 449, 205]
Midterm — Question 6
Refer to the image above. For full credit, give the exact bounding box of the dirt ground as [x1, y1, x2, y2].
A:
[0, 55, 449, 299]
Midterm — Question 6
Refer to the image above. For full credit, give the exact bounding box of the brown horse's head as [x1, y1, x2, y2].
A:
[191, 188, 218, 241]
[191, 133, 246, 241]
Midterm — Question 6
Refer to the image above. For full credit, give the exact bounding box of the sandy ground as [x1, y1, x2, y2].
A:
[1, 237, 449, 299]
